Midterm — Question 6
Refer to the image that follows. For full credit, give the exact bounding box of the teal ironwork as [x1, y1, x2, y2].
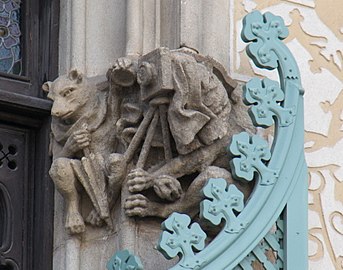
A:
[234, 214, 284, 269]
[158, 213, 207, 269]
[229, 132, 278, 185]
[243, 78, 295, 127]
[241, 11, 299, 78]
[107, 249, 143, 270]
[200, 178, 245, 233]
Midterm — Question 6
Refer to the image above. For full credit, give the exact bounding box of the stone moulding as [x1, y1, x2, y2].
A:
[107, 10, 307, 270]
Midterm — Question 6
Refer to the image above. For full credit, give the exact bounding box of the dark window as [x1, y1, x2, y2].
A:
[0, 0, 22, 75]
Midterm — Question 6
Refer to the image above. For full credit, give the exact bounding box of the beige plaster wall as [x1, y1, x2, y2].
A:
[231, 0, 343, 269]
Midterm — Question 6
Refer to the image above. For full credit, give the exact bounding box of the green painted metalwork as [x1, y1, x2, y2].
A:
[229, 132, 278, 185]
[107, 10, 307, 270]
[243, 78, 295, 127]
[107, 249, 143, 270]
[158, 213, 206, 269]
[234, 215, 284, 269]
[200, 178, 245, 233]
[241, 11, 299, 79]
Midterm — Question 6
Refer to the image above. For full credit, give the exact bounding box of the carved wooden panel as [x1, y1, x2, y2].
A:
[0, 124, 29, 270]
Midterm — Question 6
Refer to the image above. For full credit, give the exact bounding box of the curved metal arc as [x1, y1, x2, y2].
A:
[169, 81, 302, 270]
[202, 85, 303, 269]
[168, 11, 305, 270]
[210, 133, 306, 269]
[202, 89, 305, 269]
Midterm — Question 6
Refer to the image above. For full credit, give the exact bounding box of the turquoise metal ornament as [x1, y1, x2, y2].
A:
[229, 132, 278, 185]
[243, 78, 295, 127]
[200, 178, 245, 233]
[107, 250, 143, 270]
[234, 216, 284, 269]
[241, 12, 293, 73]
[158, 213, 206, 269]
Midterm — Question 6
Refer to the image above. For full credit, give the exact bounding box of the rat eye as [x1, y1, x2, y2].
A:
[62, 87, 76, 97]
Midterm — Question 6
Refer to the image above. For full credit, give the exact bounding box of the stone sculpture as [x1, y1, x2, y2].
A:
[108, 47, 254, 220]
[44, 47, 254, 234]
[42, 70, 123, 234]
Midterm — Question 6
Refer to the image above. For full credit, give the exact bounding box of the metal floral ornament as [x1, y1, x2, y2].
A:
[241, 11, 300, 83]
[158, 213, 206, 269]
[241, 11, 288, 70]
[243, 78, 295, 127]
[229, 132, 278, 186]
[107, 250, 143, 270]
[156, 10, 306, 269]
[200, 178, 245, 233]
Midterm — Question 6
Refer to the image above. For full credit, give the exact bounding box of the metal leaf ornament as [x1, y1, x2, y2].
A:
[158, 213, 206, 269]
[201, 178, 245, 233]
[107, 250, 143, 270]
[241, 11, 290, 71]
[229, 132, 279, 185]
[244, 78, 295, 127]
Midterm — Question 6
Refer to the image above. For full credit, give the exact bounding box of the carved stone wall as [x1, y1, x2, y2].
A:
[58, 0, 232, 76]
[55, 1, 342, 269]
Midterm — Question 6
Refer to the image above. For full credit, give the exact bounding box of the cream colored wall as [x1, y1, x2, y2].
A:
[231, 0, 343, 269]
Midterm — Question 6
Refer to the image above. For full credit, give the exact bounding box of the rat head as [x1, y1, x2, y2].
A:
[43, 69, 94, 122]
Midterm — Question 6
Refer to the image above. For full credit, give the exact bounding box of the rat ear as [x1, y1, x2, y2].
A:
[42, 81, 52, 92]
[68, 69, 83, 84]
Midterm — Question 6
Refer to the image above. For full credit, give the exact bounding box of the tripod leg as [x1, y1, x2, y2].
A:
[124, 106, 156, 163]
[159, 104, 172, 160]
[136, 110, 159, 169]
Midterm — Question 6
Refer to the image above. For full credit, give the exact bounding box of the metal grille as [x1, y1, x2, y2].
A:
[235, 214, 284, 270]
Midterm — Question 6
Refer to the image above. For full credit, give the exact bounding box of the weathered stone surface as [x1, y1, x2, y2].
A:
[43, 70, 122, 234]
[46, 47, 254, 269]
[106, 48, 254, 221]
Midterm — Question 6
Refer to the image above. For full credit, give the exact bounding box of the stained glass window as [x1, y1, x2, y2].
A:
[0, 0, 21, 75]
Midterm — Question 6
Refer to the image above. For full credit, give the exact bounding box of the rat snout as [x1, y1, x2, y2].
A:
[51, 102, 73, 119]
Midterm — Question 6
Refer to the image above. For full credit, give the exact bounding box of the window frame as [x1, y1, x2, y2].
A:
[0, 0, 59, 98]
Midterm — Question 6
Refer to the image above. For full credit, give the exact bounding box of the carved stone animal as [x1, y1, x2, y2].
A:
[107, 48, 255, 220]
[43, 70, 121, 234]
